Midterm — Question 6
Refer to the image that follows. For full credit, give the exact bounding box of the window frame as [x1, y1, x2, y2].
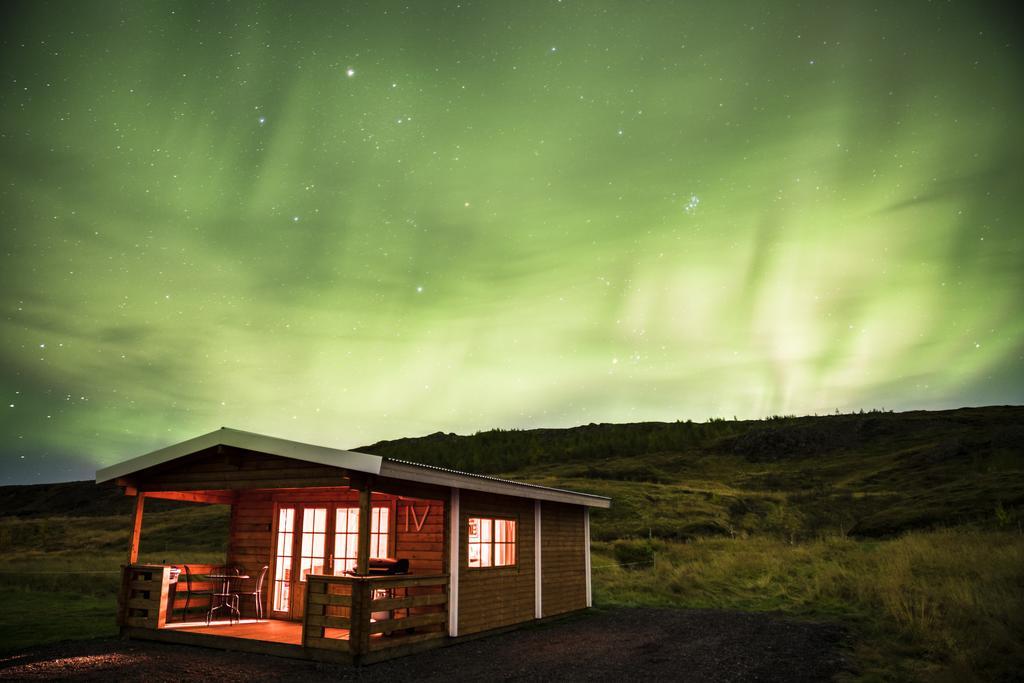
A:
[297, 506, 329, 583]
[331, 504, 391, 575]
[465, 515, 519, 571]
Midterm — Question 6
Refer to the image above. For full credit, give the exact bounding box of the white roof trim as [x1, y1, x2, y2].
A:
[95, 427, 383, 483]
[378, 459, 612, 508]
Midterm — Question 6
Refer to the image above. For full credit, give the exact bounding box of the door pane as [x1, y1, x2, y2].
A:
[272, 508, 295, 612]
[299, 507, 327, 581]
[333, 507, 359, 574]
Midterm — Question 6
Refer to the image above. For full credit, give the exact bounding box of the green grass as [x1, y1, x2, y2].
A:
[592, 529, 1024, 681]
[0, 549, 227, 656]
[0, 505, 229, 656]
[0, 589, 118, 654]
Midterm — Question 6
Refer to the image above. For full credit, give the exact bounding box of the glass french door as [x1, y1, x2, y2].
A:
[271, 508, 296, 617]
[271, 504, 390, 619]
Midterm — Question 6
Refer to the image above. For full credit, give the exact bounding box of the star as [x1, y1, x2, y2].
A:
[346, 67, 355, 77]
[416, 285, 424, 293]
[258, 116, 266, 126]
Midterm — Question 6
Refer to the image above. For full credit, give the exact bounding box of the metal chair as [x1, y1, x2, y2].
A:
[235, 565, 269, 620]
[180, 565, 215, 622]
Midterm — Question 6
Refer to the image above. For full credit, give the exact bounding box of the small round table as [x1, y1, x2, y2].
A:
[206, 573, 249, 624]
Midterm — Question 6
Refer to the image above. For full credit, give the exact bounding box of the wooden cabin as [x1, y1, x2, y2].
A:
[96, 428, 610, 664]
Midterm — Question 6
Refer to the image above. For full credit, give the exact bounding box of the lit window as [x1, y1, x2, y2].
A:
[333, 506, 390, 574]
[371, 506, 390, 558]
[468, 517, 516, 567]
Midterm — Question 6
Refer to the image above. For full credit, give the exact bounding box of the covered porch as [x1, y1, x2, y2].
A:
[109, 430, 452, 664]
[121, 564, 449, 664]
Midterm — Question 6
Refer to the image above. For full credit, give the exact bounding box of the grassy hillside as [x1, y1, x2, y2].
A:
[362, 406, 1024, 541]
[4, 406, 1021, 543]
[0, 480, 201, 518]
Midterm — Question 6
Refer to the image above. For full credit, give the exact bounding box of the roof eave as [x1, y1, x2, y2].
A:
[378, 459, 612, 508]
[95, 429, 611, 508]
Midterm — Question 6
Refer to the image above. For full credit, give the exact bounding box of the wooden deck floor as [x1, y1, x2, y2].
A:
[143, 619, 435, 664]
[166, 619, 343, 646]
[138, 619, 353, 662]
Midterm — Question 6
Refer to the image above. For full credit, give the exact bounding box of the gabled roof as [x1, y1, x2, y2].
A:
[95, 427, 611, 509]
[95, 427, 381, 484]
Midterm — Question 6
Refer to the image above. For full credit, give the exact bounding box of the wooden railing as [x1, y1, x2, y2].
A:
[303, 574, 448, 661]
[119, 563, 222, 628]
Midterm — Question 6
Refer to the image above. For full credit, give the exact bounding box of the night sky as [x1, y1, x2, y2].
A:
[2, 2, 1022, 484]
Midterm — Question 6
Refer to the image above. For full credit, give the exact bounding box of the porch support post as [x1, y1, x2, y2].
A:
[448, 487, 459, 637]
[534, 500, 542, 619]
[356, 484, 372, 575]
[349, 578, 372, 661]
[584, 507, 592, 607]
[127, 492, 145, 565]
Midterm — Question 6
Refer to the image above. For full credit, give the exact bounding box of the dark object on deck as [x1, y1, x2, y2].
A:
[235, 565, 270, 620]
[368, 557, 410, 575]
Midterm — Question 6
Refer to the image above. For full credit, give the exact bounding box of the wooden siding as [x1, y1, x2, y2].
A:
[395, 497, 445, 574]
[456, 491, 535, 636]
[540, 502, 587, 618]
[228, 490, 274, 617]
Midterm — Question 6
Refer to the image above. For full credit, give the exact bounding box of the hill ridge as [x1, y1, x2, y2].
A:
[2, 406, 1021, 540]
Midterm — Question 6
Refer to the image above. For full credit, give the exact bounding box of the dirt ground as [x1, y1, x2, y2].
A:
[0, 607, 850, 682]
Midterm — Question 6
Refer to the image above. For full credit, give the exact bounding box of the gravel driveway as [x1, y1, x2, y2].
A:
[0, 607, 850, 682]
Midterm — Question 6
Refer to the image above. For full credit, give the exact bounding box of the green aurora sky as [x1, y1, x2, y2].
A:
[1, 1, 1022, 483]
